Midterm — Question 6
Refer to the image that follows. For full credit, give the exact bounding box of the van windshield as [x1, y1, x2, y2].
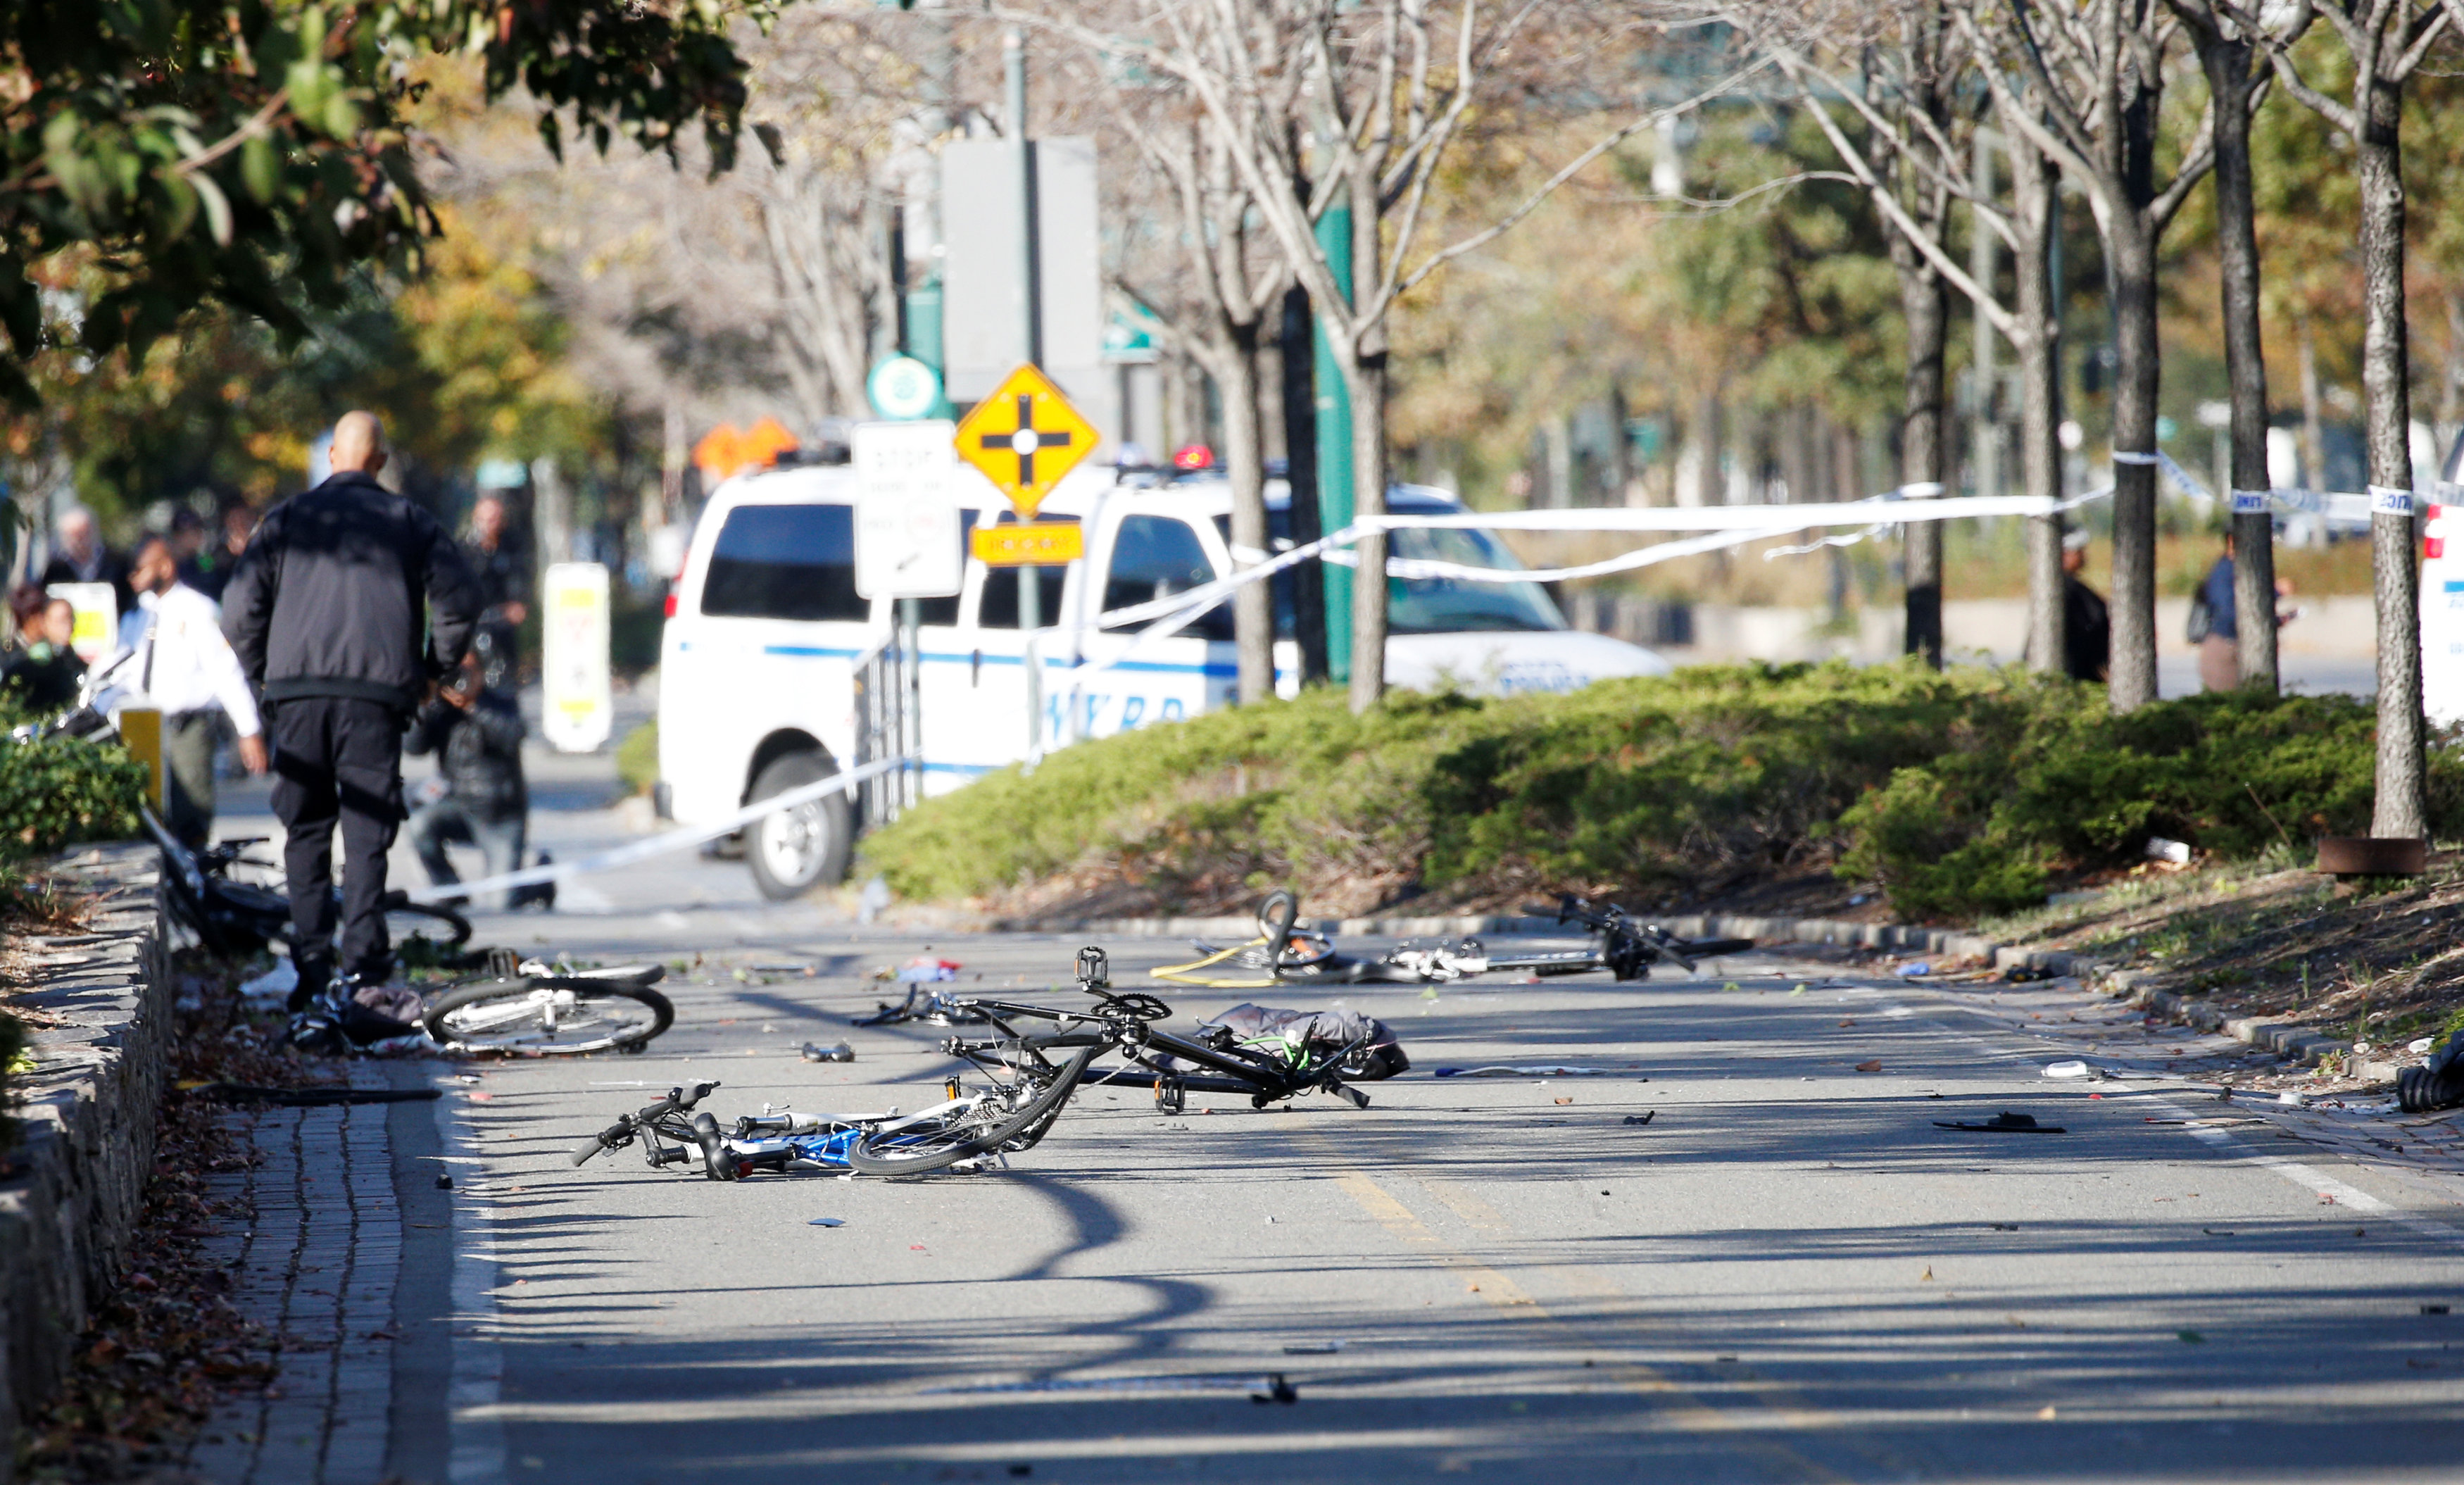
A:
[1385, 523, 1566, 634]
[1217, 505, 1566, 636]
[700, 504, 870, 622]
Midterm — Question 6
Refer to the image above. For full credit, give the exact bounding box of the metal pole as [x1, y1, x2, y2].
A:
[1005, 27, 1039, 370]
[1314, 204, 1354, 684]
[1005, 26, 1043, 756]
[900, 596, 922, 810]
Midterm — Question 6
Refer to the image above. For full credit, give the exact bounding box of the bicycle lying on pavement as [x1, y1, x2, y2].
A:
[422, 951, 674, 1055]
[572, 947, 1395, 1182]
[1154, 890, 1753, 988]
[567, 1070, 1081, 1180]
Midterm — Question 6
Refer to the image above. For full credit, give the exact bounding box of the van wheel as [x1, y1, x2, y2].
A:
[745, 753, 853, 899]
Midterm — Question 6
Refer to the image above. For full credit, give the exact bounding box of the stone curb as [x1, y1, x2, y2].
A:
[0, 843, 167, 1482]
[1009, 904, 2353, 1070]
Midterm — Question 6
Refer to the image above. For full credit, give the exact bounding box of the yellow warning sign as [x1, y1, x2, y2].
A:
[953, 364, 1098, 518]
[972, 521, 1084, 567]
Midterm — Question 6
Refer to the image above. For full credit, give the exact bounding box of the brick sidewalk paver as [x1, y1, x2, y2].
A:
[184, 1069, 403, 1485]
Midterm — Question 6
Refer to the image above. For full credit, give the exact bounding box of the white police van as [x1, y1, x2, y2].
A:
[657, 463, 1671, 896]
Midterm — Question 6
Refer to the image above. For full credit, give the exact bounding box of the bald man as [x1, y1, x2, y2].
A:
[224, 412, 482, 1011]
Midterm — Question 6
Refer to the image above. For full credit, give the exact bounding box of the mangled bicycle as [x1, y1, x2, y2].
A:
[1154, 890, 1753, 988]
[572, 946, 1404, 1182]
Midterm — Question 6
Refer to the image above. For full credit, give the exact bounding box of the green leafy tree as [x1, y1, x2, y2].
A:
[0, 0, 770, 406]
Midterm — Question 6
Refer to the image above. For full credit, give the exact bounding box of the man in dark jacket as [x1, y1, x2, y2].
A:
[2060, 530, 2111, 684]
[222, 412, 481, 1006]
[406, 650, 532, 908]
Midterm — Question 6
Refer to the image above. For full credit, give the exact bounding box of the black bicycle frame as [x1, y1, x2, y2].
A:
[941, 997, 1371, 1110]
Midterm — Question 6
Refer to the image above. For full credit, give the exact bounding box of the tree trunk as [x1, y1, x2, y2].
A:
[1346, 167, 1389, 713]
[2010, 132, 2067, 675]
[1346, 346, 1390, 713]
[1894, 227, 1949, 668]
[1221, 318, 1273, 705]
[2357, 70, 2427, 837]
[2199, 30, 2278, 693]
[1280, 284, 1328, 684]
[2106, 212, 2163, 712]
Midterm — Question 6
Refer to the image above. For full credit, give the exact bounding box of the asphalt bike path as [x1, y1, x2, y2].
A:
[200, 745, 2464, 1481]
[398, 934, 2464, 1484]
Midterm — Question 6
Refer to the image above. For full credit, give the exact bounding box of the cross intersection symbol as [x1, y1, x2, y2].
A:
[983, 392, 1074, 485]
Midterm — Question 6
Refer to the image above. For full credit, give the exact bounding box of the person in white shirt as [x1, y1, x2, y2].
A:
[124, 534, 268, 847]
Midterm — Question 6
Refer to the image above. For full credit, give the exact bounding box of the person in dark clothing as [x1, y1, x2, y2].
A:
[39, 508, 134, 615]
[464, 493, 529, 691]
[2193, 530, 2297, 691]
[406, 649, 534, 909]
[222, 412, 481, 1008]
[4, 591, 84, 713]
[2061, 530, 2111, 683]
[172, 506, 233, 599]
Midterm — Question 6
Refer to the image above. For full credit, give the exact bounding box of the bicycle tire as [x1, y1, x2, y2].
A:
[425, 977, 674, 1055]
[384, 896, 472, 951]
[846, 1046, 1098, 1177]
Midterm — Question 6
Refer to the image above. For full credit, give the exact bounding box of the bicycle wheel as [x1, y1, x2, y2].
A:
[424, 977, 674, 1055]
[382, 896, 472, 963]
[846, 1046, 1098, 1176]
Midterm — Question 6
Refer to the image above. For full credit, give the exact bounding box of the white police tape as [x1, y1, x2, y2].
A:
[2372, 484, 2417, 517]
[2230, 489, 2273, 515]
[398, 751, 919, 906]
[1055, 486, 2123, 689]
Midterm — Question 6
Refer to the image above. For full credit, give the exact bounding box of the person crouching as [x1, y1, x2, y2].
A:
[406, 650, 540, 910]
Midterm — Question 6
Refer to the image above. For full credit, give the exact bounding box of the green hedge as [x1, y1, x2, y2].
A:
[861, 663, 2464, 923]
[0, 736, 150, 854]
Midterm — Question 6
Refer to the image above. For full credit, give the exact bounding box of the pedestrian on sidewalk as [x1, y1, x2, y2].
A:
[2056, 530, 2110, 683]
[39, 506, 135, 615]
[3, 587, 83, 712]
[406, 648, 541, 910]
[222, 412, 479, 1010]
[122, 534, 270, 847]
[463, 491, 530, 690]
[2192, 531, 2296, 692]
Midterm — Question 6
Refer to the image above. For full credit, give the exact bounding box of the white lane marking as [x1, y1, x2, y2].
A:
[436, 1094, 509, 1485]
[1873, 974, 2464, 1243]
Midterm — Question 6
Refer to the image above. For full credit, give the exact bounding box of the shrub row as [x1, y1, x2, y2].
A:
[865, 661, 2461, 922]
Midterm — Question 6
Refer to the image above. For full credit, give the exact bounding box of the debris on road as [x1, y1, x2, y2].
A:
[2399, 1029, 2464, 1112]
[1282, 1341, 1346, 1355]
[802, 1041, 856, 1063]
[2044, 1060, 2092, 1079]
[895, 956, 963, 983]
[1935, 1112, 2068, 1134]
[1623, 1113, 1656, 1126]
[1251, 1374, 1299, 1405]
[1855, 1060, 1883, 1072]
[1894, 962, 1932, 978]
[807, 1217, 846, 1228]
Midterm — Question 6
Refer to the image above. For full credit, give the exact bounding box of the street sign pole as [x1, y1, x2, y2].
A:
[952, 365, 1101, 762]
[1314, 203, 1356, 685]
[1005, 26, 1046, 752]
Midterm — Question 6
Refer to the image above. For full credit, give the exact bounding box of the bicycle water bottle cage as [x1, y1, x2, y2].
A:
[1076, 946, 1111, 992]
